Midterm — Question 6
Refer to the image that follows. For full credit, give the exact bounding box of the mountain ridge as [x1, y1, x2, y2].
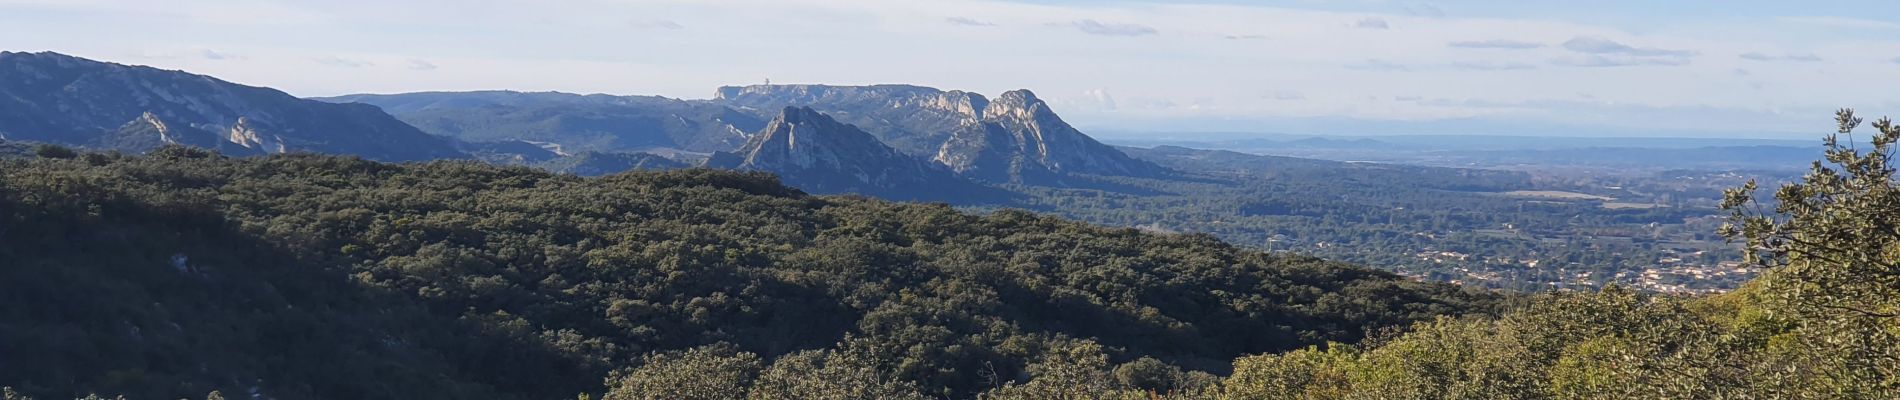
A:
[707, 106, 1006, 202]
[0, 51, 464, 161]
[716, 84, 1166, 184]
[320, 90, 764, 153]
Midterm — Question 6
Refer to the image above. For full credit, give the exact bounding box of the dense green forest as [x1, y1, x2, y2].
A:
[0, 144, 1495, 399]
[11, 111, 1900, 399]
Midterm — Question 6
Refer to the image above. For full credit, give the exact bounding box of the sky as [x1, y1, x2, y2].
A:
[3, 0, 1899, 138]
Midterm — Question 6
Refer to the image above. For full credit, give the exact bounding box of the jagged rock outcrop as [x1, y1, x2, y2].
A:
[706, 106, 1004, 202]
[0, 51, 463, 161]
[715, 84, 991, 156]
[948, 89, 1163, 181]
[717, 85, 1164, 184]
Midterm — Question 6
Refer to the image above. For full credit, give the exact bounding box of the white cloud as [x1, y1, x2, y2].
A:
[1451, 61, 1537, 71]
[199, 49, 241, 60]
[945, 16, 996, 27]
[1071, 19, 1157, 36]
[1739, 52, 1821, 62]
[1448, 39, 1543, 50]
[313, 56, 373, 68]
[1348, 59, 1410, 71]
[1551, 55, 1691, 67]
[1777, 16, 1900, 30]
[1065, 88, 1118, 111]
[631, 19, 685, 30]
[1402, 3, 1445, 18]
[1562, 36, 1695, 57]
[1354, 17, 1390, 29]
[1264, 91, 1306, 101]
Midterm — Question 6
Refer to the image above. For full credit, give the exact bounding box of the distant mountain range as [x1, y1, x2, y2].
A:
[0, 51, 1167, 202]
[328, 84, 1165, 186]
[320, 91, 764, 153]
[0, 51, 463, 161]
[717, 85, 1165, 184]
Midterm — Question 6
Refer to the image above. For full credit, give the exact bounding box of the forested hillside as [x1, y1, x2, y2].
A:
[0, 146, 1494, 399]
[7, 113, 1900, 399]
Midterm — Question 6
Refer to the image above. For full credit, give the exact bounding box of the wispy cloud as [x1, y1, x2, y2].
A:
[1739, 52, 1821, 62]
[1076, 88, 1118, 110]
[1551, 55, 1690, 67]
[1451, 61, 1537, 71]
[945, 16, 997, 27]
[1354, 17, 1390, 29]
[1778, 16, 1900, 30]
[1553, 36, 1693, 68]
[133, 48, 243, 61]
[1263, 91, 1306, 101]
[1403, 3, 1446, 18]
[1071, 19, 1157, 36]
[313, 56, 373, 68]
[1562, 36, 1695, 57]
[631, 19, 684, 30]
[1448, 39, 1543, 50]
[407, 59, 438, 70]
[199, 49, 242, 60]
[1347, 59, 1410, 71]
[1225, 34, 1268, 40]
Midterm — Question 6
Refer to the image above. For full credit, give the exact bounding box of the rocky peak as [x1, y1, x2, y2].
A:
[732, 106, 887, 170]
[982, 89, 1055, 122]
[930, 91, 989, 118]
[705, 106, 997, 201]
[773, 105, 828, 126]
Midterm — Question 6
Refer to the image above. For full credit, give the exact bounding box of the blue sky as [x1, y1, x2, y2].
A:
[2, 0, 1898, 138]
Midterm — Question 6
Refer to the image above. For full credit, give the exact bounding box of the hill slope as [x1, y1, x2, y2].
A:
[0, 148, 1494, 399]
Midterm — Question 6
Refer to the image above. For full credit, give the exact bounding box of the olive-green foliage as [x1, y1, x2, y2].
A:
[1204, 111, 1900, 400]
[602, 345, 762, 400]
[978, 341, 1152, 400]
[1218, 287, 1780, 399]
[1721, 109, 1900, 393]
[17, 110, 1900, 399]
[747, 345, 930, 400]
[0, 147, 1492, 399]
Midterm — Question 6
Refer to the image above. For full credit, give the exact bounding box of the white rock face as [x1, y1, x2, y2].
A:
[138, 112, 178, 145]
[716, 84, 1162, 184]
[225, 117, 286, 153]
